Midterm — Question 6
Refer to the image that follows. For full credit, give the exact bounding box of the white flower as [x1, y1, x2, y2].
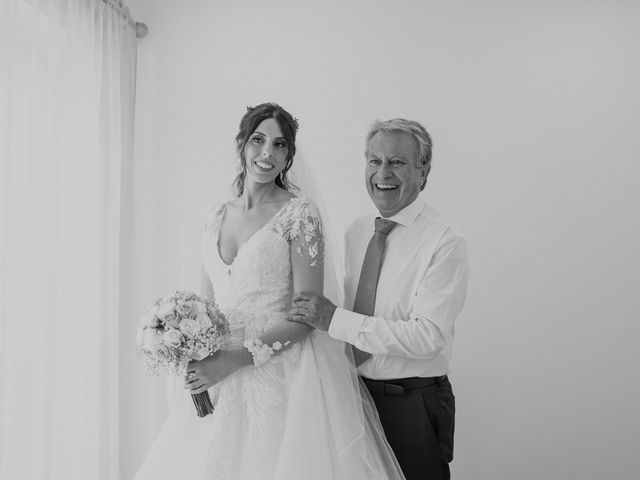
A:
[155, 345, 174, 363]
[179, 318, 201, 338]
[176, 290, 197, 302]
[243, 338, 274, 366]
[143, 328, 164, 351]
[166, 315, 181, 328]
[309, 242, 318, 259]
[176, 300, 194, 319]
[163, 329, 182, 348]
[272, 341, 283, 351]
[141, 311, 159, 327]
[196, 313, 212, 330]
[192, 347, 209, 360]
[156, 302, 176, 321]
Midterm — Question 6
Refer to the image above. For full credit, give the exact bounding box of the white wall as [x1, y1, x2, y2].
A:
[123, 1, 640, 478]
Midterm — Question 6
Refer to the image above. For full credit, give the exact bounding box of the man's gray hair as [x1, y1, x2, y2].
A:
[365, 118, 433, 190]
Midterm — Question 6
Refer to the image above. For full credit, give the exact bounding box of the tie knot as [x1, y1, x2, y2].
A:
[374, 217, 397, 235]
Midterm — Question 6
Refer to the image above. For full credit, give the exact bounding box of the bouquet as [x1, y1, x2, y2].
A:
[135, 290, 229, 417]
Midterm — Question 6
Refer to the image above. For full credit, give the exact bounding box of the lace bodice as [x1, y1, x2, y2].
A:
[201, 197, 323, 336]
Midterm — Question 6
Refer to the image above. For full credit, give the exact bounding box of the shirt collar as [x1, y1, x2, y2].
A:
[381, 196, 425, 227]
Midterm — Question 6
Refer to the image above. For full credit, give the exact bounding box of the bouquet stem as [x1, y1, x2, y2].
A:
[191, 391, 214, 417]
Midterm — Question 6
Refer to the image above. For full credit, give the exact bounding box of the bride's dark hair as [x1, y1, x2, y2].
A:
[233, 102, 299, 197]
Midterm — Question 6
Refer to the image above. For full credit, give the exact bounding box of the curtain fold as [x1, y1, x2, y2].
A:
[0, 1, 137, 478]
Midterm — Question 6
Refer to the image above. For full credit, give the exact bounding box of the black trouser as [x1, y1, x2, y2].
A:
[363, 376, 455, 480]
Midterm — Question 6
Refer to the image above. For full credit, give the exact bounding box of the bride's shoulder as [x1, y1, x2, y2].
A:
[274, 196, 322, 239]
[203, 199, 233, 231]
[283, 195, 321, 221]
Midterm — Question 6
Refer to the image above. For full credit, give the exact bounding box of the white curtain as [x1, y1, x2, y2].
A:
[0, 1, 137, 478]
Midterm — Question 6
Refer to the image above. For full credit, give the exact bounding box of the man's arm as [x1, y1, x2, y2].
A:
[290, 235, 468, 360]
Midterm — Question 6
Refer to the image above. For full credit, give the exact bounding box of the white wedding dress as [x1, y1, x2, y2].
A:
[133, 197, 404, 480]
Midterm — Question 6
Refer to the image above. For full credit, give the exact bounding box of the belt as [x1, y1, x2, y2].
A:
[362, 376, 447, 396]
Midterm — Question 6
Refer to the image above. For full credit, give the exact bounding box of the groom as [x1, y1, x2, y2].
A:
[288, 118, 468, 480]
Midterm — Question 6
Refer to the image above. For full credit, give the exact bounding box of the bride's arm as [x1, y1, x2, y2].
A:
[245, 200, 325, 359]
[250, 238, 323, 351]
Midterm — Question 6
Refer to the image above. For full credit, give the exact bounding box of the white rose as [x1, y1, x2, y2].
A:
[166, 315, 181, 328]
[191, 347, 210, 361]
[176, 300, 194, 319]
[155, 345, 174, 363]
[179, 318, 201, 338]
[135, 327, 145, 347]
[196, 313, 212, 330]
[163, 329, 182, 348]
[177, 290, 197, 302]
[141, 311, 159, 327]
[156, 302, 176, 321]
[143, 328, 164, 351]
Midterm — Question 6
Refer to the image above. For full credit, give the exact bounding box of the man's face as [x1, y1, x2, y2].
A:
[365, 132, 427, 217]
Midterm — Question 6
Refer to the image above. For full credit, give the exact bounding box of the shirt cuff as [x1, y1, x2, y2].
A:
[328, 307, 367, 345]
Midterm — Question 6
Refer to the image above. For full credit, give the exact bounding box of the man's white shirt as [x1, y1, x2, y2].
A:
[328, 197, 469, 380]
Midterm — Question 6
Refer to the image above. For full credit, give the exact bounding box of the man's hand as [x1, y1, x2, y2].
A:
[185, 349, 251, 394]
[287, 291, 337, 331]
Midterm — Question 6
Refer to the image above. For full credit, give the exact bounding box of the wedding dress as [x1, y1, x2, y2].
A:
[133, 197, 404, 480]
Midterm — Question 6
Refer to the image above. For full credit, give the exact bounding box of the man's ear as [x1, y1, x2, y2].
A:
[420, 163, 430, 190]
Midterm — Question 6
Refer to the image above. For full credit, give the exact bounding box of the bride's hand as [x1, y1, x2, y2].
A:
[185, 349, 252, 394]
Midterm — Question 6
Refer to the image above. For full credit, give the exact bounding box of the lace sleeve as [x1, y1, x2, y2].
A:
[204, 202, 226, 234]
[279, 198, 324, 268]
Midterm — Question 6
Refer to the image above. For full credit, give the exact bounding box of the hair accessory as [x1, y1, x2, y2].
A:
[246, 106, 254, 112]
[293, 117, 300, 131]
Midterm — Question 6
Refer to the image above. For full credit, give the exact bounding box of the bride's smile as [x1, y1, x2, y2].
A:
[244, 117, 288, 183]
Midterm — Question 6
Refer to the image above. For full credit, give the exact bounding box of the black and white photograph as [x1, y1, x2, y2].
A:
[1, 1, 639, 479]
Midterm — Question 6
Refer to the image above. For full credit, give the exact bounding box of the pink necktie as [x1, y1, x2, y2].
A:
[352, 217, 397, 366]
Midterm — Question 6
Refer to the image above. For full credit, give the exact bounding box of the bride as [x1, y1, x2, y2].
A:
[133, 103, 405, 480]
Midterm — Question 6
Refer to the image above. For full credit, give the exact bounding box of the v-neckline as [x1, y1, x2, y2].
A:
[216, 198, 294, 267]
